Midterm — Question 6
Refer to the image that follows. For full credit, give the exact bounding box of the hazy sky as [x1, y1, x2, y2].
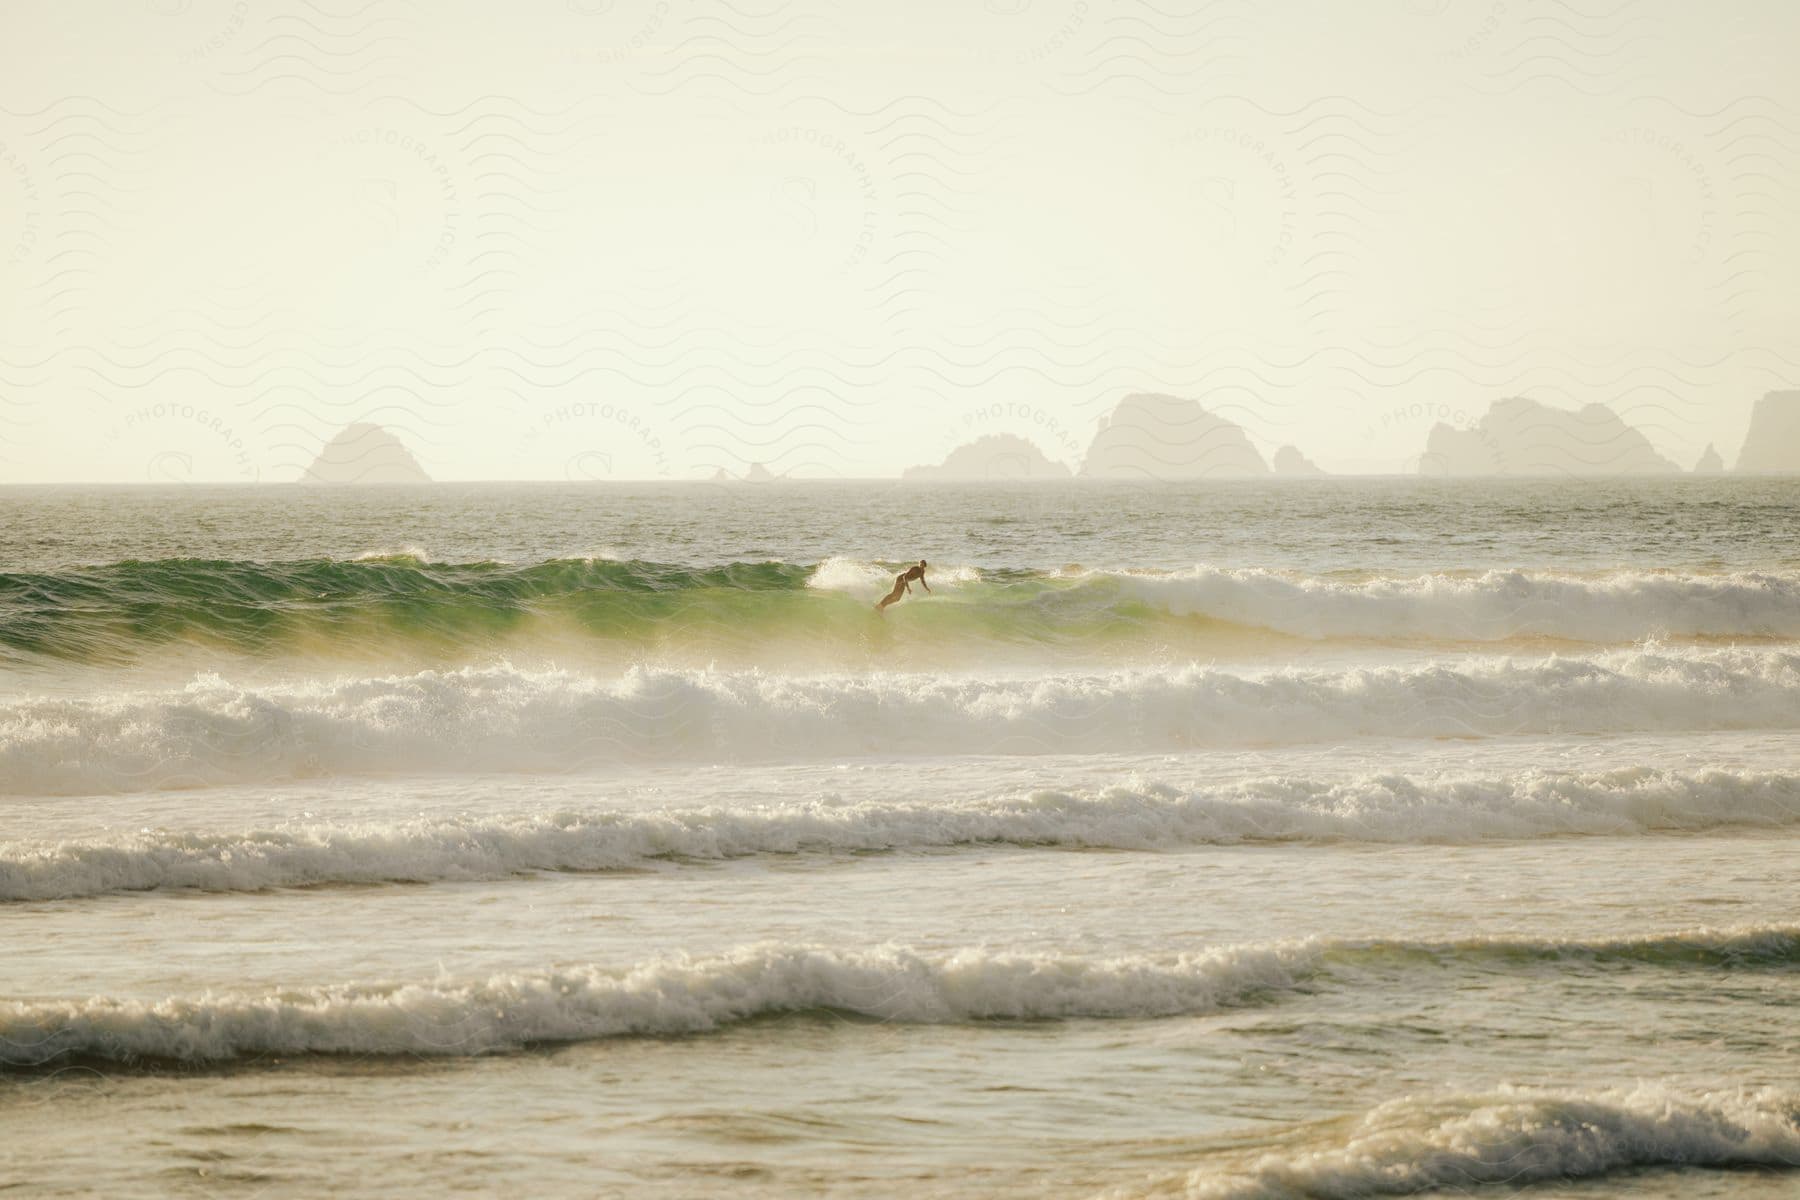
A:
[1, 0, 1796, 481]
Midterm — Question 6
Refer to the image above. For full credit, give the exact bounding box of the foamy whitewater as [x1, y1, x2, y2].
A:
[3, 479, 1797, 1199]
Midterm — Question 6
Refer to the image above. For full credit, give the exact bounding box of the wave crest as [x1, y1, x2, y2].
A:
[4, 929, 1792, 1068]
[5, 559, 1797, 667]
[1113, 565, 1800, 643]
[6, 768, 1797, 900]
[0, 942, 1312, 1067]
[1147, 1085, 1800, 1199]
[4, 649, 1798, 794]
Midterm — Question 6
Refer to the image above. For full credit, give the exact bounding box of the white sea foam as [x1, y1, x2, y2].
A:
[0, 942, 1314, 1067]
[4, 648, 1798, 794]
[1127, 1085, 1800, 1199]
[351, 546, 433, 563]
[804, 556, 980, 593]
[4, 929, 1791, 1067]
[6, 768, 1796, 900]
[1105, 567, 1800, 642]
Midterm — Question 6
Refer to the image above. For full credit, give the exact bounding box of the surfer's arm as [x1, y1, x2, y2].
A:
[920, 577, 930, 593]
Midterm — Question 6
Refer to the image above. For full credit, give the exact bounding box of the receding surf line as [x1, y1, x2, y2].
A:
[6, 648, 1799, 794]
[3, 928, 1791, 1068]
[5, 558, 1798, 664]
[1124, 1084, 1800, 1199]
[7, 767, 1797, 901]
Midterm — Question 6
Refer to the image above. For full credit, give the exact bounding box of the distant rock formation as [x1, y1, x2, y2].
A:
[1419, 397, 1678, 477]
[300, 423, 430, 483]
[709, 462, 780, 482]
[1271, 445, 1326, 477]
[1693, 444, 1724, 474]
[1079, 393, 1269, 479]
[1734, 391, 1800, 473]
[903, 434, 1072, 481]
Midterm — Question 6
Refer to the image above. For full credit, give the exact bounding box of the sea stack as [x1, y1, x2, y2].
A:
[903, 434, 1072, 481]
[1420, 397, 1678, 476]
[1079, 393, 1269, 479]
[300, 423, 430, 484]
[1734, 391, 1800, 473]
[1271, 445, 1327, 477]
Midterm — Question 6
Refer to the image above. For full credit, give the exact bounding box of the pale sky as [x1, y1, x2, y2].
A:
[1, 0, 1796, 481]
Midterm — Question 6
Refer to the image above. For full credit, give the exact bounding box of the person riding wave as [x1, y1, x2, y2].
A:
[876, 560, 929, 612]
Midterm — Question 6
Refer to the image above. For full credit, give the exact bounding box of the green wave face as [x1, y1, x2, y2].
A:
[0, 557, 1191, 670]
[17, 556, 1781, 671]
[1330, 928, 1800, 973]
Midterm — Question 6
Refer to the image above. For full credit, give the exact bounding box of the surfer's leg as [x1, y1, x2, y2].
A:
[875, 580, 906, 610]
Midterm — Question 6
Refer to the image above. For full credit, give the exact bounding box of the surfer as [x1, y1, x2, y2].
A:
[875, 560, 930, 612]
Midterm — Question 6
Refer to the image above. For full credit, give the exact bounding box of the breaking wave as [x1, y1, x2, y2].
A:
[0, 941, 1314, 1067]
[3, 928, 1792, 1067]
[1131, 1085, 1800, 1198]
[6, 767, 1797, 900]
[5, 647, 1798, 795]
[1109, 565, 1800, 643]
[8, 647, 1799, 795]
[4, 558, 1797, 667]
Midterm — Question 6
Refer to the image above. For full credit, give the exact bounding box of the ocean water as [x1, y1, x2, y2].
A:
[3, 478, 1798, 1199]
